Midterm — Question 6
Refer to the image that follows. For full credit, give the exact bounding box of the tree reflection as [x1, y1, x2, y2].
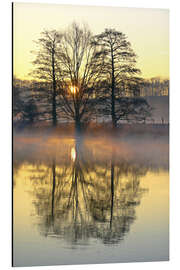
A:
[28, 138, 148, 247]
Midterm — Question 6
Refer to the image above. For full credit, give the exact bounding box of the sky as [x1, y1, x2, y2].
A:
[13, 2, 169, 80]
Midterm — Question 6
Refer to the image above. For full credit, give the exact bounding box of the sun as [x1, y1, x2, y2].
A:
[70, 86, 78, 94]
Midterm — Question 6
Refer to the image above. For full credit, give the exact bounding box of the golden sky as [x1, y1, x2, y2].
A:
[13, 2, 169, 80]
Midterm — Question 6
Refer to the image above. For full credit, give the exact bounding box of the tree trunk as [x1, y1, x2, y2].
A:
[52, 90, 57, 127]
[74, 107, 82, 135]
[111, 48, 116, 129]
[52, 49, 57, 127]
[75, 118, 81, 134]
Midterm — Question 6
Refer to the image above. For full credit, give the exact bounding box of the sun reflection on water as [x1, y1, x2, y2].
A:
[71, 147, 76, 162]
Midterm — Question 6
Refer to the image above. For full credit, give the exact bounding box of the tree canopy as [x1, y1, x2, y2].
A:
[93, 28, 141, 127]
[14, 24, 153, 129]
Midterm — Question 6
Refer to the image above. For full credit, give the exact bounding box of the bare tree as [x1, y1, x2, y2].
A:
[93, 29, 141, 128]
[30, 30, 62, 127]
[56, 23, 105, 131]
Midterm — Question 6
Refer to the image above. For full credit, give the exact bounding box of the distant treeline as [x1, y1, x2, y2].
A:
[13, 76, 169, 97]
[140, 77, 169, 96]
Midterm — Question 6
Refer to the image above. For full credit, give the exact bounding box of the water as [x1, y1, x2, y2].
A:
[13, 133, 169, 266]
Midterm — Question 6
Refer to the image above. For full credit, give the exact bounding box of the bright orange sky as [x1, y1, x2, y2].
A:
[13, 2, 169, 80]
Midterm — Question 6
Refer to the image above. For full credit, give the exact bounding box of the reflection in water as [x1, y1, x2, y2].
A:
[13, 134, 169, 265]
[71, 147, 76, 162]
[26, 138, 149, 247]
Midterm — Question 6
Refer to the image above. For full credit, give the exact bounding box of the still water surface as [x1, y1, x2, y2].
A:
[13, 134, 169, 266]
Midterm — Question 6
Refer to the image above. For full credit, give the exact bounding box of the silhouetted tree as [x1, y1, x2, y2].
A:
[56, 23, 105, 131]
[22, 97, 38, 124]
[13, 86, 23, 118]
[93, 29, 141, 128]
[13, 77, 39, 126]
[30, 30, 62, 127]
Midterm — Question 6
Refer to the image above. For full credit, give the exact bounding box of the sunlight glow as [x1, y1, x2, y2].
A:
[70, 86, 78, 94]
